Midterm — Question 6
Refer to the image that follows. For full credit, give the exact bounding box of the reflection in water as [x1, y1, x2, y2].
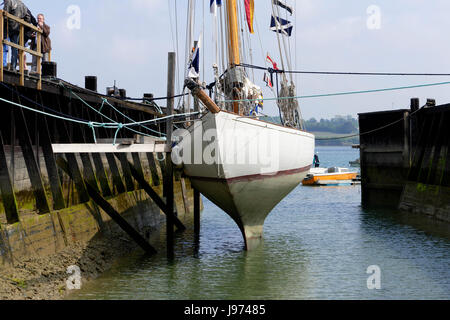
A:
[69, 147, 450, 300]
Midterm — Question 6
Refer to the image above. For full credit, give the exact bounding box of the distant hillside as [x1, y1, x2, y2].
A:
[260, 115, 359, 146]
[312, 131, 359, 146]
[305, 115, 358, 134]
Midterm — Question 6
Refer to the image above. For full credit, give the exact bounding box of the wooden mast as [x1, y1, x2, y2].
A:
[226, 0, 241, 114]
[227, 0, 240, 67]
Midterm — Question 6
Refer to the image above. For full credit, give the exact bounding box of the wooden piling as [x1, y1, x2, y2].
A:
[0, 131, 19, 224]
[56, 157, 157, 255]
[14, 107, 50, 214]
[194, 188, 201, 237]
[146, 153, 160, 186]
[39, 115, 66, 210]
[105, 153, 126, 195]
[127, 161, 185, 231]
[165, 52, 176, 258]
[180, 178, 190, 214]
[54, 95, 90, 204]
[115, 153, 136, 192]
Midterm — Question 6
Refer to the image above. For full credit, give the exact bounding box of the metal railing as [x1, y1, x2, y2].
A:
[0, 10, 45, 90]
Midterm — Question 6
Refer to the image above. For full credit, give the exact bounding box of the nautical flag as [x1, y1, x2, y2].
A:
[272, 0, 293, 15]
[188, 35, 202, 78]
[244, 0, 255, 34]
[266, 54, 279, 71]
[263, 73, 273, 88]
[270, 15, 293, 37]
[210, 0, 222, 15]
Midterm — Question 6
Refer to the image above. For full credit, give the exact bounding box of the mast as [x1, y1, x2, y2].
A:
[226, 0, 240, 67]
[226, 0, 241, 114]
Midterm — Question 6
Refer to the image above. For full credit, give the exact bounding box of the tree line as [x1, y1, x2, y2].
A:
[304, 115, 359, 134]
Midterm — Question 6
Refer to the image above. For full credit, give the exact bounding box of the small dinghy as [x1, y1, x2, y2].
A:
[302, 167, 358, 186]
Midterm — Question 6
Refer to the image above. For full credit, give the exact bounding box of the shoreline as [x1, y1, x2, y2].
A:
[0, 233, 142, 300]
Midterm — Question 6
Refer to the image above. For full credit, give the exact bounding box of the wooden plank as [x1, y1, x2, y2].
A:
[1, 11, 43, 32]
[70, 100, 102, 194]
[440, 115, 450, 187]
[91, 153, 113, 197]
[180, 178, 190, 214]
[80, 153, 101, 194]
[14, 108, 50, 214]
[56, 157, 157, 255]
[158, 153, 167, 195]
[115, 153, 135, 192]
[0, 131, 19, 224]
[127, 161, 185, 231]
[131, 153, 144, 178]
[146, 153, 160, 186]
[53, 95, 90, 204]
[408, 116, 432, 181]
[51, 143, 170, 154]
[39, 116, 66, 210]
[76, 103, 113, 198]
[427, 113, 446, 185]
[417, 114, 439, 184]
[105, 153, 126, 194]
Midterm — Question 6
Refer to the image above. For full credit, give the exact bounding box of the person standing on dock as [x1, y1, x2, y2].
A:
[31, 13, 51, 74]
[313, 153, 320, 168]
[3, 0, 28, 71]
[2, 23, 8, 67]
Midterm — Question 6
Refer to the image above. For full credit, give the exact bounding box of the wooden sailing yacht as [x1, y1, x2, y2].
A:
[173, 0, 315, 249]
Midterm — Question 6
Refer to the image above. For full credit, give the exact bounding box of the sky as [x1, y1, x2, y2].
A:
[21, 0, 450, 120]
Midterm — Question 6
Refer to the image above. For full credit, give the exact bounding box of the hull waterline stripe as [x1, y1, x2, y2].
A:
[188, 165, 311, 184]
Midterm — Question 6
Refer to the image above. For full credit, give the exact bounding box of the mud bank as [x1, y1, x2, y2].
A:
[0, 234, 140, 300]
[0, 181, 196, 300]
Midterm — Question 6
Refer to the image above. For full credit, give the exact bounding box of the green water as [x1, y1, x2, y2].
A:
[69, 147, 450, 300]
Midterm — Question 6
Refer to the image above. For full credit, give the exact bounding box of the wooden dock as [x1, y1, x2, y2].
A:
[0, 27, 202, 264]
[359, 99, 450, 223]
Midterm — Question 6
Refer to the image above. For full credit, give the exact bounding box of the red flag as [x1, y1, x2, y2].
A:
[244, 0, 254, 34]
[266, 54, 279, 70]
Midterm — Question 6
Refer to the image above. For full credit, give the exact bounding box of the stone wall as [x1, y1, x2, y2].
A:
[0, 180, 193, 266]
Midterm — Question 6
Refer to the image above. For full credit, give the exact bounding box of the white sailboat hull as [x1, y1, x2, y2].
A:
[173, 111, 315, 249]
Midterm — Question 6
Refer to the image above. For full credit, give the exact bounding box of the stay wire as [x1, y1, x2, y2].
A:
[236, 63, 450, 77]
[316, 106, 424, 141]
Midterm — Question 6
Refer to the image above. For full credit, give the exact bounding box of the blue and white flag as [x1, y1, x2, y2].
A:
[210, 0, 222, 15]
[270, 15, 293, 37]
[188, 34, 202, 79]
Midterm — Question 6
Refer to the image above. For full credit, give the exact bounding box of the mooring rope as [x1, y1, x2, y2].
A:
[0, 93, 197, 145]
[59, 82, 162, 141]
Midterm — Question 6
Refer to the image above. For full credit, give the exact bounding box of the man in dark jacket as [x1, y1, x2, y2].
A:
[31, 13, 51, 73]
[3, 0, 29, 70]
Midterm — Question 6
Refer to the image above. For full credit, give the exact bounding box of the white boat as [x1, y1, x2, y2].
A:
[172, 0, 315, 249]
[173, 111, 314, 248]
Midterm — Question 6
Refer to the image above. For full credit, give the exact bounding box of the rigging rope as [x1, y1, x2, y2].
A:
[221, 80, 450, 103]
[0, 83, 200, 145]
[237, 63, 450, 77]
[316, 105, 424, 141]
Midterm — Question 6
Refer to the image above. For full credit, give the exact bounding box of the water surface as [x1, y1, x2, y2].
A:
[69, 146, 450, 300]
